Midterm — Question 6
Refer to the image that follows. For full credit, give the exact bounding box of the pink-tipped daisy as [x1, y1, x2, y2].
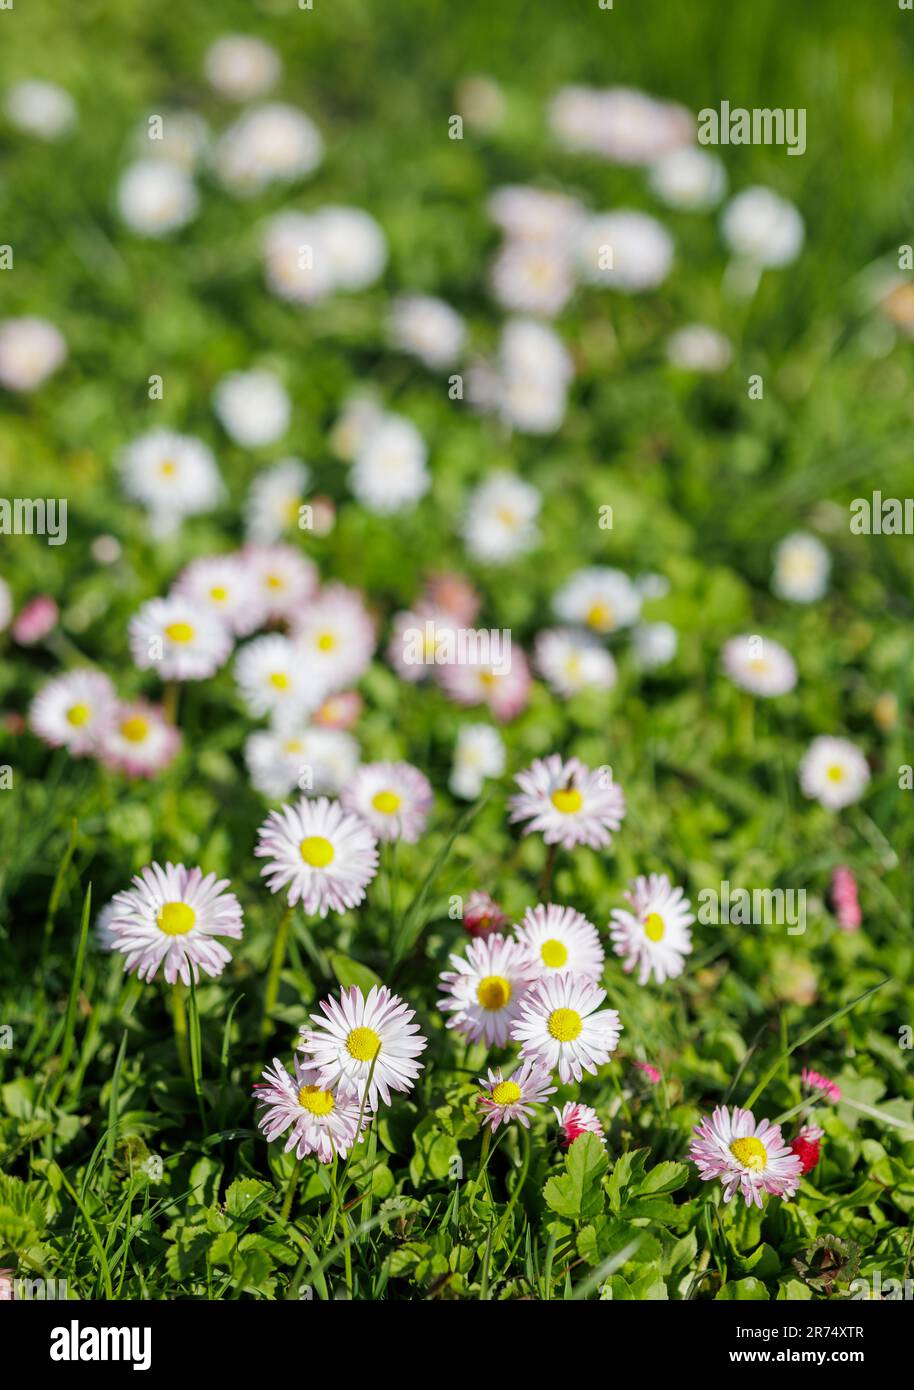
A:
[721, 634, 797, 698]
[553, 1101, 605, 1149]
[234, 633, 322, 725]
[290, 583, 376, 696]
[509, 753, 625, 850]
[463, 890, 508, 939]
[171, 553, 263, 637]
[243, 543, 318, 624]
[633, 1059, 662, 1085]
[688, 1105, 803, 1208]
[128, 595, 233, 681]
[478, 1059, 556, 1132]
[609, 873, 694, 985]
[511, 973, 623, 1085]
[513, 902, 604, 981]
[28, 669, 117, 756]
[801, 1067, 841, 1104]
[253, 1056, 367, 1163]
[438, 647, 532, 722]
[106, 862, 244, 985]
[99, 700, 180, 778]
[437, 932, 538, 1047]
[341, 760, 433, 843]
[298, 984, 427, 1108]
[254, 795, 379, 916]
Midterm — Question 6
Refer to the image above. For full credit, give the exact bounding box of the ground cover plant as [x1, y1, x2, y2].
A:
[0, 0, 913, 1305]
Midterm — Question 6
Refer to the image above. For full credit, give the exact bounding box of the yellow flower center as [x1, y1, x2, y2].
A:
[209, 586, 228, 603]
[586, 600, 613, 631]
[159, 459, 177, 477]
[551, 788, 583, 814]
[269, 671, 291, 690]
[316, 631, 336, 652]
[548, 1007, 583, 1042]
[729, 1137, 768, 1171]
[644, 912, 665, 942]
[491, 1080, 521, 1105]
[496, 506, 519, 529]
[266, 572, 285, 590]
[66, 703, 90, 727]
[283, 739, 303, 754]
[540, 938, 569, 969]
[284, 497, 302, 525]
[297, 1084, 335, 1116]
[826, 764, 845, 782]
[156, 901, 196, 936]
[476, 975, 511, 1011]
[120, 716, 150, 743]
[371, 790, 401, 814]
[479, 671, 497, 689]
[346, 1026, 381, 1062]
[299, 835, 335, 868]
[165, 622, 194, 644]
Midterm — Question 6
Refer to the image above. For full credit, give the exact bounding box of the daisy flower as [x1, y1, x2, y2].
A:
[298, 984, 427, 1108]
[245, 726, 359, 801]
[12, 595, 57, 646]
[449, 722, 506, 800]
[350, 414, 429, 514]
[648, 146, 726, 210]
[633, 1059, 662, 1085]
[253, 1056, 366, 1164]
[609, 873, 694, 985]
[478, 1059, 556, 1132]
[5, 79, 76, 138]
[0, 316, 67, 392]
[688, 1105, 803, 1208]
[313, 691, 363, 731]
[513, 902, 605, 981]
[291, 584, 376, 695]
[535, 627, 617, 697]
[632, 621, 678, 670]
[341, 760, 433, 843]
[255, 796, 379, 916]
[772, 531, 830, 604]
[29, 669, 117, 756]
[666, 324, 733, 373]
[554, 1101, 605, 1148]
[722, 634, 797, 697]
[553, 567, 641, 635]
[423, 572, 482, 624]
[316, 206, 388, 291]
[244, 544, 318, 624]
[262, 210, 335, 305]
[511, 973, 623, 1084]
[789, 1126, 822, 1175]
[386, 604, 456, 683]
[234, 633, 321, 724]
[438, 647, 532, 722]
[509, 753, 625, 850]
[721, 186, 804, 268]
[129, 596, 233, 681]
[244, 458, 311, 543]
[799, 736, 870, 810]
[548, 85, 692, 166]
[438, 932, 537, 1047]
[488, 185, 584, 244]
[577, 210, 673, 292]
[99, 700, 180, 778]
[133, 109, 209, 170]
[389, 295, 466, 369]
[119, 429, 224, 529]
[830, 865, 862, 932]
[204, 34, 280, 101]
[215, 103, 324, 196]
[329, 391, 385, 461]
[461, 471, 541, 564]
[462, 890, 509, 939]
[489, 239, 575, 318]
[117, 160, 198, 237]
[213, 369, 290, 448]
[801, 1067, 842, 1104]
[106, 862, 244, 986]
[171, 553, 262, 637]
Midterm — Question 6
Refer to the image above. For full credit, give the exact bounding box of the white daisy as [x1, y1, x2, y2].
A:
[666, 324, 733, 373]
[216, 103, 324, 196]
[490, 240, 575, 318]
[509, 753, 626, 850]
[28, 669, 117, 756]
[438, 933, 537, 1048]
[262, 210, 335, 305]
[253, 1056, 366, 1164]
[577, 210, 673, 292]
[488, 185, 584, 244]
[245, 725, 359, 800]
[298, 984, 427, 1108]
[648, 147, 726, 210]
[106, 861, 244, 985]
[632, 621, 678, 670]
[439, 647, 533, 723]
[117, 159, 198, 237]
[291, 583, 376, 695]
[128, 596, 233, 681]
[5, 79, 76, 139]
[461, 471, 541, 564]
[609, 872, 694, 985]
[244, 458, 311, 544]
[549, 84, 692, 166]
[553, 567, 641, 635]
[341, 760, 433, 843]
[135, 109, 209, 170]
[235, 633, 322, 724]
[99, 700, 180, 778]
[204, 34, 280, 101]
[255, 795, 379, 915]
[329, 391, 385, 461]
[386, 604, 457, 684]
[534, 628, 617, 697]
[772, 532, 830, 604]
[316, 206, 387, 291]
[119, 429, 224, 528]
[171, 553, 263, 637]
[350, 414, 429, 514]
[798, 736, 870, 811]
[511, 973, 623, 1085]
[449, 722, 506, 800]
[243, 544, 318, 624]
[389, 295, 466, 369]
[722, 635, 797, 697]
[513, 902, 605, 982]
[0, 316, 67, 392]
[478, 1059, 557, 1132]
[213, 369, 290, 449]
[721, 186, 804, 268]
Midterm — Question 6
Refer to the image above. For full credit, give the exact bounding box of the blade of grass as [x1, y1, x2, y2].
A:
[50, 883, 92, 1102]
[391, 793, 487, 966]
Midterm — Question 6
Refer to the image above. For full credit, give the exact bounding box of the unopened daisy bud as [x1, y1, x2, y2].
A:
[801, 1067, 841, 1104]
[554, 1101, 605, 1149]
[633, 1059, 662, 1085]
[12, 595, 58, 646]
[462, 891, 508, 939]
[789, 1127, 822, 1175]
[830, 865, 861, 932]
[873, 692, 898, 732]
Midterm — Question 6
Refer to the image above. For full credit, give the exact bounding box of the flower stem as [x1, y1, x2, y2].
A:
[163, 681, 180, 725]
[280, 1158, 303, 1223]
[261, 904, 293, 1040]
[170, 982, 191, 1080]
[539, 842, 558, 899]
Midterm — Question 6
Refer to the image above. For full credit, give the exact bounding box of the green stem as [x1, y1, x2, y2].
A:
[262, 904, 293, 1039]
[163, 681, 180, 725]
[170, 982, 191, 1080]
[539, 843, 558, 900]
[281, 1158, 303, 1223]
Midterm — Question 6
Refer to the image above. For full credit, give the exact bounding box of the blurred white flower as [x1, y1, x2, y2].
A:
[389, 295, 466, 369]
[799, 736, 870, 811]
[666, 324, 733, 372]
[470, 318, 574, 435]
[535, 628, 617, 697]
[577, 210, 673, 292]
[316, 206, 387, 290]
[648, 147, 726, 210]
[245, 458, 311, 543]
[450, 723, 506, 800]
[633, 621, 678, 669]
[5, 80, 76, 139]
[216, 103, 323, 196]
[245, 725, 359, 800]
[117, 159, 198, 237]
[488, 185, 584, 244]
[213, 369, 290, 448]
[0, 316, 67, 392]
[461, 471, 541, 563]
[204, 34, 281, 101]
[262, 207, 385, 302]
[554, 568, 642, 634]
[549, 85, 692, 165]
[119, 429, 224, 529]
[330, 391, 385, 461]
[772, 532, 830, 603]
[350, 414, 429, 514]
[721, 186, 804, 267]
[722, 635, 797, 697]
[490, 240, 575, 317]
[455, 74, 506, 133]
[135, 110, 209, 170]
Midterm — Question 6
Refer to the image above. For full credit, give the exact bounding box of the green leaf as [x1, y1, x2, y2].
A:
[328, 952, 383, 994]
[715, 1277, 770, 1300]
[544, 1133, 608, 1220]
